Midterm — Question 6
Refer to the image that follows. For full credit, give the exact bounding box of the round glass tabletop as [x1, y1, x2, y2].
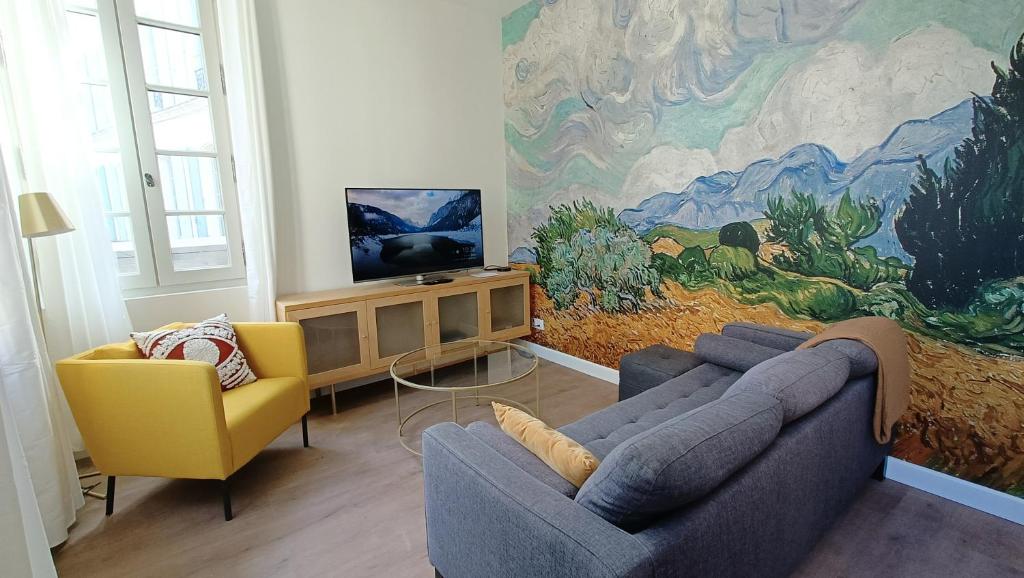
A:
[390, 339, 538, 391]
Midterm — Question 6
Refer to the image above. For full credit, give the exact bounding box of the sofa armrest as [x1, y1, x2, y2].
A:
[233, 322, 308, 385]
[619, 345, 702, 401]
[56, 359, 233, 479]
[422, 423, 653, 578]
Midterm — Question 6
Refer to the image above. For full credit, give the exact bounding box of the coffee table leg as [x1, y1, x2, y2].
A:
[394, 378, 401, 429]
[535, 367, 541, 417]
[474, 354, 480, 406]
[451, 391, 458, 423]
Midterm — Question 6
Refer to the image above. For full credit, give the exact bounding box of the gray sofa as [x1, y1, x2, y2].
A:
[423, 323, 890, 578]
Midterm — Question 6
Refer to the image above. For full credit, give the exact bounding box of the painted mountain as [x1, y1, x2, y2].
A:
[617, 99, 975, 263]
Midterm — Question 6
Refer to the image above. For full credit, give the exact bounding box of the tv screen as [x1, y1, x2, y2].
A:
[346, 188, 484, 282]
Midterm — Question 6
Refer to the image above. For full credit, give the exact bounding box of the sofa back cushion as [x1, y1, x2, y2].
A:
[574, 391, 783, 530]
[725, 347, 850, 424]
[694, 333, 785, 372]
[721, 322, 813, 351]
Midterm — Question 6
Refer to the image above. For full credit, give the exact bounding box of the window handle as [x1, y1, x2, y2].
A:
[144, 173, 156, 187]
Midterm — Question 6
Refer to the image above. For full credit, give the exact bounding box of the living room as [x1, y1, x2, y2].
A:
[2, 0, 1023, 577]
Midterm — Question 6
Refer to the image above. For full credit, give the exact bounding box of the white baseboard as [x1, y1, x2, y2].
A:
[514, 340, 619, 384]
[885, 457, 1024, 525]
[516, 340, 1024, 526]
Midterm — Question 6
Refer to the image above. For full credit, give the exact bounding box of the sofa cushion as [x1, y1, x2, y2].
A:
[724, 348, 850, 424]
[465, 422, 578, 497]
[575, 391, 783, 530]
[813, 338, 878, 377]
[619, 345, 703, 401]
[492, 402, 600, 488]
[721, 322, 812, 351]
[560, 363, 741, 459]
[694, 333, 785, 372]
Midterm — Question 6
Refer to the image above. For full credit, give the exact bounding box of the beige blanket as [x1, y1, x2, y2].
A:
[798, 317, 910, 443]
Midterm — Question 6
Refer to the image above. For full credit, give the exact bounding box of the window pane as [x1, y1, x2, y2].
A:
[80, 84, 120, 149]
[158, 155, 223, 211]
[93, 152, 129, 212]
[134, 0, 199, 28]
[67, 11, 107, 83]
[138, 24, 207, 91]
[167, 214, 230, 271]
[105, 216, 139, 275]
[148, 91, 215, 152]
[67, 0, 98, 11]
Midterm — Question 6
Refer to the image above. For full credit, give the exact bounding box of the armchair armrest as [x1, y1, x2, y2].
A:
[56, 359, 233, 480]
[422, 423, 653, 578]
[233, 322, 308, 385]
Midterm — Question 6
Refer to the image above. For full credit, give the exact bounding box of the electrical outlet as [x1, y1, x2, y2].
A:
[532, 317, 545, 331]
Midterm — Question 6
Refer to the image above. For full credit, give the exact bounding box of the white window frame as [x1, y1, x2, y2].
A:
[70, 0, 245, 294]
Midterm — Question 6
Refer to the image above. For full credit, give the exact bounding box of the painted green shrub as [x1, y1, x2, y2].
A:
[719, 221, 760, 256]
[709, 246, 757, 281]
[532, 200, 661, 313]
[765, 190, 907, 289]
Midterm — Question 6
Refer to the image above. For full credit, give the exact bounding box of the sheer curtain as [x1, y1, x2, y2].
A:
[0, 148, 70, 575]
[0, 0, 133, 365]
[218, 0, 278, 321]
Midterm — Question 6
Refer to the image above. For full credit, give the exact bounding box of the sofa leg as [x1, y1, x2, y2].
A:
[301, 413, 309, 448]
[105, 476, 115, 516]
[222, 479, 233, 521]
[872, 458, 887, 482]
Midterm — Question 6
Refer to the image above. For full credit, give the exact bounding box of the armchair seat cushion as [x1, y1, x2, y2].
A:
[224, 376, 308, 469]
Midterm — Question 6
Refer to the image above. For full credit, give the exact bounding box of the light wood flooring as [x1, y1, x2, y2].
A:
[55, 361, 1024, 577]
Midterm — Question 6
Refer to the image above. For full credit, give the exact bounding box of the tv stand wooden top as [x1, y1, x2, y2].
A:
[276, 269, 530, 313]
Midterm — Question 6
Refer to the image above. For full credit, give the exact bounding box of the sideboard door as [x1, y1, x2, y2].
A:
[286, 302, 370, 389]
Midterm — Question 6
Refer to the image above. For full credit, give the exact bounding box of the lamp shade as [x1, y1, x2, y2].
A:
[18, 192, 74, 238]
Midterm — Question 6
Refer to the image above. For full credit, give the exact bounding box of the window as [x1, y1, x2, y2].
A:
[66, 0, 244, 293]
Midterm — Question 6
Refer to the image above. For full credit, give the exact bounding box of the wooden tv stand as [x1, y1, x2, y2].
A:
[276, 270, 531, 406]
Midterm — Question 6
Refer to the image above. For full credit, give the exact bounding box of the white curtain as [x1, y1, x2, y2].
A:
[218, 0, 278, 321]
[0, 149, 70, 575]
[0, 0, 134, 366]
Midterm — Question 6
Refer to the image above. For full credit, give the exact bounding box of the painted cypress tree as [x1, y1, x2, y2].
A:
[896, 33, 1024, 309]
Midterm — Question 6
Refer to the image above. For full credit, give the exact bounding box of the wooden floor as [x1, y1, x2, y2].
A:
[55, 361, 1024, 577]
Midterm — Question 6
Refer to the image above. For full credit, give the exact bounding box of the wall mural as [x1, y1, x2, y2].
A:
[503, 0, 1024, 497]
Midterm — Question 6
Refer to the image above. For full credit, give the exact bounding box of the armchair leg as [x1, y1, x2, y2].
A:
[105, 476, 115, 516]
[222, 479, 233, 521]
[301, 413, 309, 448]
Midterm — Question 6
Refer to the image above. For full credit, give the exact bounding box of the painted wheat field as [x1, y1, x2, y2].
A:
[520, 267, 1024, 495]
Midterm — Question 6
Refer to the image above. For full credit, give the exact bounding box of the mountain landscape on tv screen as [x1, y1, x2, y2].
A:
[348, 190, 483, 281]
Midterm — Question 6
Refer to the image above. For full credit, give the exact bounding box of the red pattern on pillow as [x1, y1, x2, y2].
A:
[131, 314, 257, 391]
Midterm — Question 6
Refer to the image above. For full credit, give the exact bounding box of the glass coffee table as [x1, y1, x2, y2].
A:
[391, 339, 539, 455]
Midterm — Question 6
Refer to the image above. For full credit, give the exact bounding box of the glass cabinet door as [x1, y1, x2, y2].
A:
[437, 290, 480, 343]
[288, 301, 369, 387]
[369, 296, 428, 367]
[488, 283, 527, 335]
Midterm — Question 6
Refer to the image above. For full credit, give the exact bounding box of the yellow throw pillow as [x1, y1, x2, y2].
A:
[492, 402, 600, 488]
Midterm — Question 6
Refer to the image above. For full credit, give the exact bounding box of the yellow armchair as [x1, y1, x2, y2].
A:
[56, 322, 310, 521]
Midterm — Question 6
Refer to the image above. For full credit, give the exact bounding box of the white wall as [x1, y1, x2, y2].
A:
[256, 0, 508, 295]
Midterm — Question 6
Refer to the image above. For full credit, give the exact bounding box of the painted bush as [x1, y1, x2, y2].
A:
[504, 0, 1024, 497]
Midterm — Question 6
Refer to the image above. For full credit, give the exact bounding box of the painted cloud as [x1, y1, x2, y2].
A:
[504, 0, 864, 172]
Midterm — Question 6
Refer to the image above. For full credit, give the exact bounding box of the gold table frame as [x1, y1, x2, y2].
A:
[390, 340, 540, 456]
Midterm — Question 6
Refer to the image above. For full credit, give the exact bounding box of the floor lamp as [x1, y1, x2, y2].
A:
[17, 191, 74, 333]
[17, 193, 102, 497]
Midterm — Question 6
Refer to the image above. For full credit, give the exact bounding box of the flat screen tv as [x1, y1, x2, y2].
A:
[346, 188, 484, 283]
